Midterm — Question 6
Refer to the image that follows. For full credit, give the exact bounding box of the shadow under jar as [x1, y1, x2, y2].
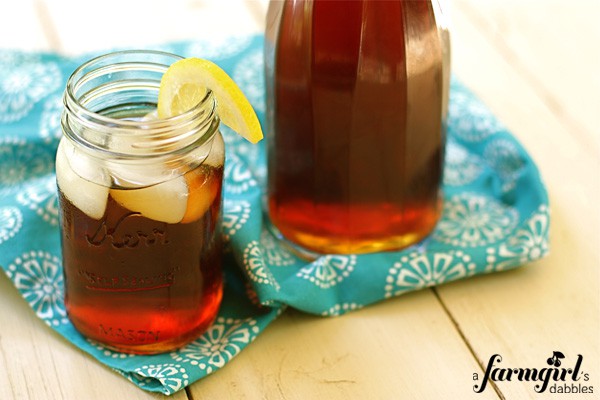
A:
[265, 0, 450, 255]
[57, 51, 225, 354]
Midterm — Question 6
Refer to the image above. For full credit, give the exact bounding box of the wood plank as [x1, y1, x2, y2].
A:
[449, 0, 599, 244]
[455, 0, 600, 153]
[435, 1, 600, 398]
[0, 0, 52, 51]
[189, 291, 500, 400]
[0, 274, 188, 400]
[43, 0, 265, 55]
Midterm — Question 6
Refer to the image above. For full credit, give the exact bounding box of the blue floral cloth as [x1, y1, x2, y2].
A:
[0, 35, 549, 395]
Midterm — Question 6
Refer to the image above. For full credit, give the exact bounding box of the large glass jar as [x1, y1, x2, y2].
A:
[57, 51, 225, 354]
[265, 0, 450, 255]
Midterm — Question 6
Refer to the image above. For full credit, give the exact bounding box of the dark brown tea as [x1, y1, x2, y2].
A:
[266, 0, 447, 254]
[58, 163, 223, 354]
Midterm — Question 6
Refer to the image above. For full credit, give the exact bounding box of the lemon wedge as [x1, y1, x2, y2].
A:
[157, 57, 263, 144]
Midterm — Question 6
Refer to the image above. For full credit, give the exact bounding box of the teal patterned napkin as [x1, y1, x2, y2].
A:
[0, 35, 549, 395]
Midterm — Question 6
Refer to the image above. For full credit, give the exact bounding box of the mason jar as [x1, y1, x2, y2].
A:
[56, 50, 224, 354]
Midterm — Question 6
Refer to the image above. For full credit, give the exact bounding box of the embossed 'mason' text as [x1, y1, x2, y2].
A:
[98, 324, 160, 343]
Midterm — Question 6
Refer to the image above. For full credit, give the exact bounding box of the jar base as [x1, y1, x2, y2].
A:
[93, 320, 218, 355]
[265, 213, 440, 258]
[65, 280, 223, 355]
[67, 308, 221, 355]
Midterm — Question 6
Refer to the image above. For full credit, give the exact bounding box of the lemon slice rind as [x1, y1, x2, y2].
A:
[157, 58, 263, 144]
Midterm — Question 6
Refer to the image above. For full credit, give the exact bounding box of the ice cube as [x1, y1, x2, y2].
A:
[108, 160, 175, 189]
[203, 131, 225, 168]
[55, 140, 110, 220]
[110, 176, 188, 224]
[105, 131, 177, 189]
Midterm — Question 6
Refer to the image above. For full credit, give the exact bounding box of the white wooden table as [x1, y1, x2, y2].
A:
[1, 1, 598, 399]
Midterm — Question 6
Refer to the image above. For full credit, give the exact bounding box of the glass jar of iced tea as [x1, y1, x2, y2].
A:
[57, 51, 224, 354]
[265, 0, 450, 255]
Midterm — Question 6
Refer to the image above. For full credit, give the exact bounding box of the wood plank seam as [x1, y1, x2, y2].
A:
[185, 386, 195, 400]
[244, 0, 267, 29]
[457, 0, 599, 156]
[431, 288, 505, 400]
[0, 346, 18, 400]
[33, 0, 63, 52]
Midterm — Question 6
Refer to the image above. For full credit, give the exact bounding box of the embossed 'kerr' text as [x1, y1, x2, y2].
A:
[86, 212, 168, 248]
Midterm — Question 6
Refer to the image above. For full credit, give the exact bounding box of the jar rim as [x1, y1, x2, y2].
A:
[65, 49, 212, 128]
[62, 49, 219, 160]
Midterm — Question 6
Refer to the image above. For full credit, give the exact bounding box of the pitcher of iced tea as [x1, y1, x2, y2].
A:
[265, 0, 450, 254]
[57, 51, 224, 354]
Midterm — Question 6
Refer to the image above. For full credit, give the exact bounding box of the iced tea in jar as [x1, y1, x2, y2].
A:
[57, 51, 224, 354]
[265, 0, 450, 254]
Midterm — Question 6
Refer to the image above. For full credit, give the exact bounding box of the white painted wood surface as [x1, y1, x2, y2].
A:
[0, 0, 598, 399]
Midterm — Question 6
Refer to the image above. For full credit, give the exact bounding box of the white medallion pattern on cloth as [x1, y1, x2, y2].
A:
[0, 50, 39, 67]
[0, 206, 22, 244]
[260, 228, 297, 267]
[186, 35, 252, 60]
[297, 255, 357, 289]
[0, 137, 55, 195]
[171, 317, 260, 374]
[434, 193, 519, 247]
[222, 199, 251, 240]
[87, 339, 134, 359]
[224, 153, 258, 195]
[6, 250, 68, 326]
[243, 240, 281, 290]
[321, 303, 363, 317]
[16, 175, 59, 226]
[385, 250, 476, 298]
[222, 126, 260, 170]
[252, 163, 268, 189]
[485, 204, 550, 272]
[39, 94, 63, 143]
[484, 138, 527, 192]
[221, 126, 267, 187]
[444, 140, 484, 186]
[449, 91, 505, 142]
[0, 60, 61, 123]
[133, 364, 189, 395]
[233, 49, 265, 113]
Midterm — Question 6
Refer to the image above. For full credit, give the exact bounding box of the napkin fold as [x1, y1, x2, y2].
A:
[0, 35, 549, 395]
